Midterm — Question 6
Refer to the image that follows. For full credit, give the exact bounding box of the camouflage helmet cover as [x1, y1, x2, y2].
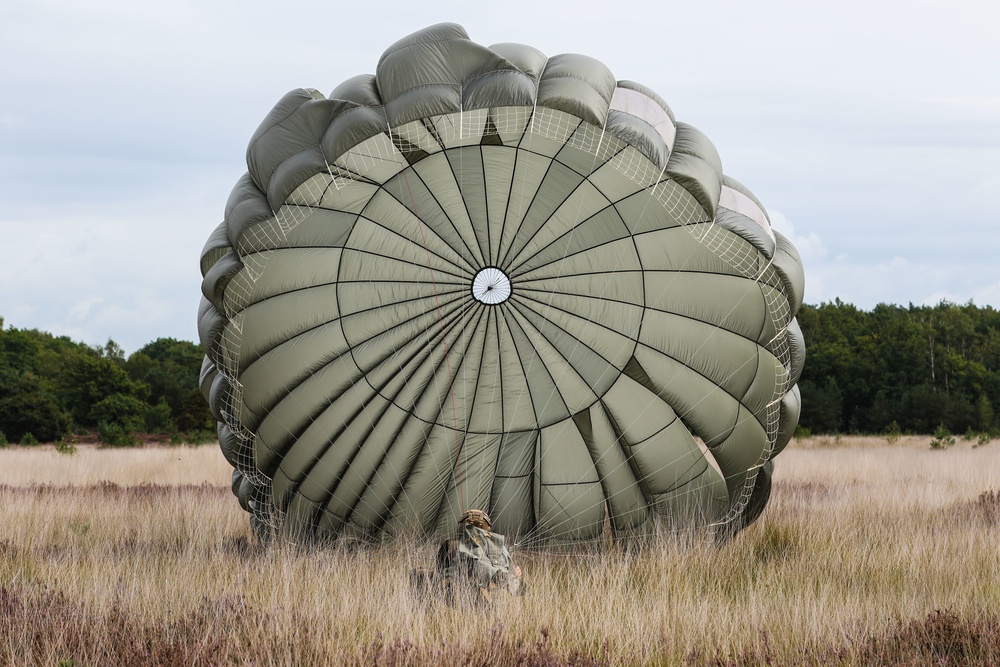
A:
[459, 509, 492, 530]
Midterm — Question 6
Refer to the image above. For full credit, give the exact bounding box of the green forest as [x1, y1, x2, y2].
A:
[2, 300, 999, 445]
[0, 316, 214, 446]
[797, 300, 1000, 437]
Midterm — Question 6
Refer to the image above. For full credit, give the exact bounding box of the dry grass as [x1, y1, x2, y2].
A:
[0, 444, 230, 486]
[1, 437, 998, 666]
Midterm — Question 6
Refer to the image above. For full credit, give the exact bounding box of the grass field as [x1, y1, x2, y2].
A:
[2, 436, 998, 666]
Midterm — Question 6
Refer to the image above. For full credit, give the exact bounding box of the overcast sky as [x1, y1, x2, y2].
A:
[2, 0, 998, 353]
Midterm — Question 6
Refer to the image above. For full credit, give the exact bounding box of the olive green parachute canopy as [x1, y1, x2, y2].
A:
[199, 23, 805, 545]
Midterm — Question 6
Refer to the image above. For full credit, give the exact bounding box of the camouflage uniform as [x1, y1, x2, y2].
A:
[434, 509, 524, 604]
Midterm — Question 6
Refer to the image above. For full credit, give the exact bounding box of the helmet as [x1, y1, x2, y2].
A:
[459, 509, 492, 530]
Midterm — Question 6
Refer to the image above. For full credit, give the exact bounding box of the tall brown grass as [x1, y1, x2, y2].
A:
[1, 437, 998, 666]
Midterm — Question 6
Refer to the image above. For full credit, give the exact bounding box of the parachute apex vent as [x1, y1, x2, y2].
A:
[471, 267, 511, 305]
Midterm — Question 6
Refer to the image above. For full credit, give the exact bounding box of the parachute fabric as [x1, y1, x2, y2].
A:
[199, 23, 806, 546]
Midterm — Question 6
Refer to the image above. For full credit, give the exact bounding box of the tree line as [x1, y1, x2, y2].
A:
[797, 300, 1000, 437]
[0, 316, 214, 445]
[2, 300, 999, 444]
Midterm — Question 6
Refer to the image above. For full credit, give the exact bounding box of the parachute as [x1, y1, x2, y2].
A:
[198, 23, 806, 546]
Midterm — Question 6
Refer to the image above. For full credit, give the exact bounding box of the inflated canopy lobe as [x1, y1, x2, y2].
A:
[198, 23, 805, 546]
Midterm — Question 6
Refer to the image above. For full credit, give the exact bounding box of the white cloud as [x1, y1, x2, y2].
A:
[767, 210, 828, 262]
[799, 252, 999, 309]
[972, 281, 1000, 307]
[970, 173, 1000, 213]
[67, 297, 106, 323]
[1, 193, 212, 353]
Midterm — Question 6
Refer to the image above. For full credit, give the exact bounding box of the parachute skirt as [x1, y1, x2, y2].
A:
[199, 23, 805, 547]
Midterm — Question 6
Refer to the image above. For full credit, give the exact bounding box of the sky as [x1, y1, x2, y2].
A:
[2, 0, 998, 354]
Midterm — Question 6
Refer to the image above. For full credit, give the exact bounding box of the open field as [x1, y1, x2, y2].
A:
[2, 437, 998, 666]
